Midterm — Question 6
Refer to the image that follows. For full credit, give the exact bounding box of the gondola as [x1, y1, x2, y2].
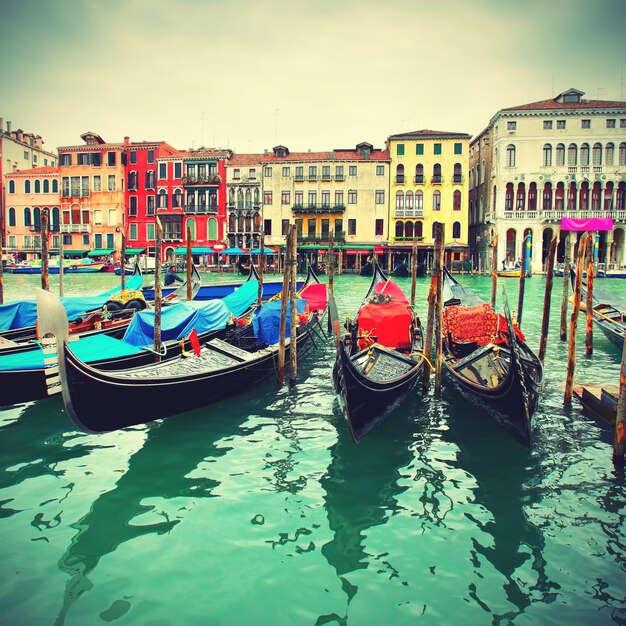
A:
[391, 261, 410, 278]
[441, 267, 542, 445]
[573, 269, 626, 349]
[329, 261, 425, 442]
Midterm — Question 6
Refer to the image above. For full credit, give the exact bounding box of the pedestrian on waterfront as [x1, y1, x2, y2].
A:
[165, 265, 183, 286]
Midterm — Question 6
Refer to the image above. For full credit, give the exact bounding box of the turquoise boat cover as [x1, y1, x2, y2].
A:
[0, 273, 143, 331]
[252, 299, 307, 346]
[0, 334, 144, 371]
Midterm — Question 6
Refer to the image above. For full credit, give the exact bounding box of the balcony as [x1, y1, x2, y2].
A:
[163, 231, 183, 241]
[184, 204, 218, 214]
[30, 224, 61, 233]
[308, 176, 318, 182]
[182, 174, 222, 186]
[60, 223, 91, 233]
[452, 175, 463, 184]
[541, 209, 626, 221]
[414, 175, 425, 184]
[396, 175, 405, 184]
[334, 175, 344, 182]
[295, 175, 305, 182]
[321, 174, 332, 181]
[431, 176, 442, 184]
[298, 233, 346, 245]
[292, 203, 346, 214]
[394, 209, 425, 219]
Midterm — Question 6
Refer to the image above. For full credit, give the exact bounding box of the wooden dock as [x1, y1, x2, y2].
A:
[573, 384, 619, 424]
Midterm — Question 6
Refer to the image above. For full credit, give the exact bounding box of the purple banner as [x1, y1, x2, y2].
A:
[561, 217, 614, 231]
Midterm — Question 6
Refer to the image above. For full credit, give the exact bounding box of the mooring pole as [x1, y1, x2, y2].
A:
[186, 225, 193, 301]
[328, 230, 334, 295]
[154, 217, 163, 361]
[410, 239, 418, 307]
[289, 225, 298, 386]
[490, 234, 498, 308]
[585, 232, 594, 357]
[538, 236, 557, 363]
[560, 233, 570, 342]
[613, 336, 626, 465]
[517, 233, 531, 327]
[277, 228, 292, 385]
[120, 233, 126, 291]
[59, 229, 64, 297]
[40, 208, 50, 292]
[434, 223, 445, 396]
[257, 232, 265, 306]
[422, 237, 437, 393]
[564, 233, 588, 406]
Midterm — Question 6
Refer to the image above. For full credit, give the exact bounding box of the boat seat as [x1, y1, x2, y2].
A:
[450, 342, 496, 370]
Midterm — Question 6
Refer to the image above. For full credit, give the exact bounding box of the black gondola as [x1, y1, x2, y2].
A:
[441, 267, 542, 445]
[329, 261, 425, 442]
[391, 261, 410, 278]
[572, 269, 626, 349]
[34, 271, 326, 432]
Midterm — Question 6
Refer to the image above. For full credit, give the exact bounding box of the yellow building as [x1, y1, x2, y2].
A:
[387, 130, 470, 269]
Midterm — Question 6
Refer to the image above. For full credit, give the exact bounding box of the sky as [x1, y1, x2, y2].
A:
[1, 0, 625, 155]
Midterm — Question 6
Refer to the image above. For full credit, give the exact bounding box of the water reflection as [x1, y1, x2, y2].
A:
[54, 409, 248, 626]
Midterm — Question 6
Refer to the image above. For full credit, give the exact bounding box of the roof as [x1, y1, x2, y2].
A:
[5, 166, 58, 177]
[502, 97, 626, 112]
[228, 153, 266, 166]
[259, 149, 389, 163]
[388, 129, 472, 140]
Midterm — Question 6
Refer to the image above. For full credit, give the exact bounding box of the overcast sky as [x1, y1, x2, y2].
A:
[1, 0, 624, 155]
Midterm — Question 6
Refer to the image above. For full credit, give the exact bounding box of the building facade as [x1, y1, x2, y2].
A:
[387, 130, 470, 269]
[472, 89, 626, 271]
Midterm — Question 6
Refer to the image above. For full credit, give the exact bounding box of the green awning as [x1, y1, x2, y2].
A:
[124, 247, 146, 255]
[337, 245, 373, 250]
[88, 248, 115, 257]
[63, 250, 89, 257]
[174, 246, 216, 255]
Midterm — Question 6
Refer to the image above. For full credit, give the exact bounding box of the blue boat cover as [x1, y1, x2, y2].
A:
[221, 279, 258, 318]
[0, 273, 143, 331]
[0, 334, 144, 371]
[252, 299, 307, 346]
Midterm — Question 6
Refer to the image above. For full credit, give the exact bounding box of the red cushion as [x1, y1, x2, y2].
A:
[357, 302, 412, 350]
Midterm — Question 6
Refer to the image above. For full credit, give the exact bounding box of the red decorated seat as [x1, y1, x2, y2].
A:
[357, 302, 412, 351]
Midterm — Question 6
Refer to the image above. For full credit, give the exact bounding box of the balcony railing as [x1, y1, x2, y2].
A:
[182, 175, 222, 185]
[321, 174, 332, 181]
[394, 209, 425, 219]
[60, 224, 91, 233]
[308, 175, 318, 182]
[227, 202, 255, 210]
[334, 175, 344, 182]
[292, 203, 346, 214]
[30, 224, 61, 233]
[541, 209, 626, 221]
[396, 175, 405, 184]
[452, 175, 463, 184]
[414, 175, 425, 184]
[295, 175, 304, 182]
[297, 234, 346, 245]
[184, 204, 218, 214]
[431, 175, 442, 184]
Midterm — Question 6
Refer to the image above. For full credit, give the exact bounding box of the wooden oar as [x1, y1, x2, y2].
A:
[592, 306, 626, 328]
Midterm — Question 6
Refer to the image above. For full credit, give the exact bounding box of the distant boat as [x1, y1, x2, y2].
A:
[12, 258, 105, 274]
[496, 267, 530, 278]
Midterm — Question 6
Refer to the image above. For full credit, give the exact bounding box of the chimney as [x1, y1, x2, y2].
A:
[124, 136, 130, 146]
[17, 129, 23, 142]
[34, 135, 43, 149]
[0, 118, 3, 134]
[7, 120, 11, 133]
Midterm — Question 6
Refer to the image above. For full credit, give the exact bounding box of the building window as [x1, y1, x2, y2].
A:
[582, 119, 591, 129]
[620, 119, 626, 128]
[432, 190, 441, 211]
[129, 223, 138, 240]
[308, 191, 317, 207]
[60, 154, 71, 166]
[433, 143, 442, 155]
[147, 223, 156, 240]
[453, 190, 461, 211]
[454, 143, 462, 155]
[108, 175, 116, 191]
[348, 219, 356, 236]
[375, 190, 385, 204]
[173, 162, 181, 178]
[322, 190, 330, 207]
[543, 120, 553, 130]
[8, 207, 16, 226]
[77, 152, 89, 166]
[281, 219, 290, 236]
[592, 143, 602, 166]
[415, 190, 423, 211]
[506, 144, 516, 167]
[307, 219, 316, 238]
[396, 144, 405, 156]
[264, 219, 272, 235]
[295, 190, 303, 206]
[348, 190, 357, 204]
[606, 143, 615, 166]
[375, 219, 384, 236]
[93, 175, 102, 192]
[543, 144, 552, 166]
[607, 119, 616, 128]
[335, 190, 343, 206]
[452, 221, 461, 239]
[129, 197, 138, 216]
[148, 150, 155, 164]
[264, 191, 273, 205]
[349, 165, 357, 177]
[145, 171, 155, 189]
[94, 210, 102, 225]
[282, 166, 290, 177]
[565, 144, 575, 166]
[159, 163, 167, 179]
[128, 151, 136, 165]
[580, 143, 590, 166]
[8, 180, 15, 194]
[395, 191, 404, 211]
[507, 121, 517, 131]
[453, 163, 462, 183]
[376, 165, 384, 176]
[107, 152, 116, 166]
[557, 120, 566, 129]
[52, 180, 58, 193]
[322, 166, 331, 181]
[157, 189, 168, 208]
[308, 166, 317, 181]
[619, 143, 626, 165]
[24, 180, 31, 194]
[263, 166, 272, 177]
[281, 191, 290, 205]
[146, 196, 155, 215]
[416, 143, 424, 155]
[335, 166, 344, 181]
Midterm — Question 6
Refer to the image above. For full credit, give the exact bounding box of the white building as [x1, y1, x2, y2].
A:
[470, 89, 626, 271]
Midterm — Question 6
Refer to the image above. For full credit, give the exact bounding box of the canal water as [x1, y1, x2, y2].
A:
[0, 271, 625, 625]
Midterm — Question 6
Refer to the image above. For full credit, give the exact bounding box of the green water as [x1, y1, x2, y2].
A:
[1, 272, 625, 625]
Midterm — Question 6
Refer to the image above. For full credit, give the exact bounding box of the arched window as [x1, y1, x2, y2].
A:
[186, 217, 196, 239]
[506, 144, 516, 167]
[591, 182, 601, 210]
[604, 182, 614, 211]
[395, 191, 404, 212]
[208, 218, 218, 240]
[528, 183, 537, 211]
[173, 188, 183, 208]
[567, 182, 577, 210]
[580, 143, 590, 166]
[432, 164, 442, 183]
[415, 190, 423, 211]
[543, 144, 552, 167]
[405, 222, 414, 238]
[516, 183, 526, 210]
[505, 183, 514, 210]
[492, 186, 497, 211]
[453, 163, 462, 183]
[43, 180, 50, 193]
[579, 182, 589, 210]
[395, 164, 404, 184]
[542, 182, 552, 211]
[605, 143, 615, 166]
[8, 180, 15, 194]
[452, 221, 461, 239]
[566, 144, 576, 166]
[24, 207, 32, 227]
[24, 180, 31, 193]
[228, 213, 236, 232]
[158, 189, 168, 209]
[620, 143, 626, 166]
[33, 207, 41, 229]
[395, 221, 404, 238]
[415, 222, 423, 238]
[555, 182, 564, 211]
[8, 208, 16, 227]
[52, 207, 60, 227]
[506, 228, 517, 262]
[432, 190, 441, 211]
[617, 182, 626, 211]
[52, 180, 58, 193]
[34, 180, 41, 193]
[453, 190, 461, 211]
[415, 163, 424, 183]
[405, 191, 414, 213]
[592, 143, 602, 166]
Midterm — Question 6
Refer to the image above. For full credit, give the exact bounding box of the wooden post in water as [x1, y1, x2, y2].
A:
[564, 234, 588, 406]
[58, 230, 64, 297]
[40, 208, 50, 292]
[434, 223, 445, 395]
[560, 233, 570, 341]
[613, 336, 626, 465]
[153, 217, 163, 360]
[257, 232, 265, 306]
[585, 232, 594, 356]
[386, 248, 392, 274]
[289, 225, 298, 386]
[186, 225, 193, 300]
[410, 239, 418, 307]
[517, 233, 530, 327]
[422, 242, 437, 393]
[120, 233, 126, 291]
[538, 236, 557, 363]
[277, 228, 292, 385]
[328, 230, 334, 294]
[490, 234, 498, 308]
[0, 211, 3, 304]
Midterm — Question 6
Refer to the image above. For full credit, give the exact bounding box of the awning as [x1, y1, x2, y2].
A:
[344, 249, 370, 255]
[249, 247, 277, 255]
[174, 246, 216, 255]
[222, 247, 247, 255]
[63, 250, 89, 257]
[125, 247, 146, 255]
[88, 248, 115, 257]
